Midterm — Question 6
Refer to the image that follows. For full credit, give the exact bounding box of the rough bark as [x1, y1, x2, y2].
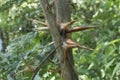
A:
[40, 0, 78, 80]
[55, 0, 78, 80]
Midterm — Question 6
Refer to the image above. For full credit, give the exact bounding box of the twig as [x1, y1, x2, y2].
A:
[32, 27, 49, 31]
[27, 18, 47, 26]
[77, 44, 94, 51]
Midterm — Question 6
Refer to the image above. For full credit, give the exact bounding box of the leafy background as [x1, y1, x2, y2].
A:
[0, 0, 120, 80]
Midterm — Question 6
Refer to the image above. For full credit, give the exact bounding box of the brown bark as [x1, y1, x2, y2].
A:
[55, 0, 78, 80]
[40, 0, 78, 80]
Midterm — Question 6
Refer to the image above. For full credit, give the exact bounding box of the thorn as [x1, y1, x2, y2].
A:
[77, 45, 94, 51]
[67, 26, 97, 33]
[64, 39, 94, 51]
[66, 39, 77, 46]
[62, 39, 78, 48]
[27, 18, 47, 26]
[60, 20, 77, 29]
[33, 27, 49, 31]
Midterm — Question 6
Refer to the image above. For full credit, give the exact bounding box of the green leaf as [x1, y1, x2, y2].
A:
[105, 58, 115, 70]
[111, 62, 120, 78]
[101, 69, 105, 78]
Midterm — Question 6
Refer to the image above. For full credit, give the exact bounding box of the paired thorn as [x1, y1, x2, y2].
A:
[60, 20, 97, 34]
[60, 20, 96, 51]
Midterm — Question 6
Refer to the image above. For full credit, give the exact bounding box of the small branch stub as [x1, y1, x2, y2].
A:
[27, 18, 47, 26]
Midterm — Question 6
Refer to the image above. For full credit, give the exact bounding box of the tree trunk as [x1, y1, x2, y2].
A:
[40, 0, 78, 80]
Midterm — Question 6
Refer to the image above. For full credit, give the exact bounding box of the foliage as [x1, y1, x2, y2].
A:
[0, 0, 120, 80]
